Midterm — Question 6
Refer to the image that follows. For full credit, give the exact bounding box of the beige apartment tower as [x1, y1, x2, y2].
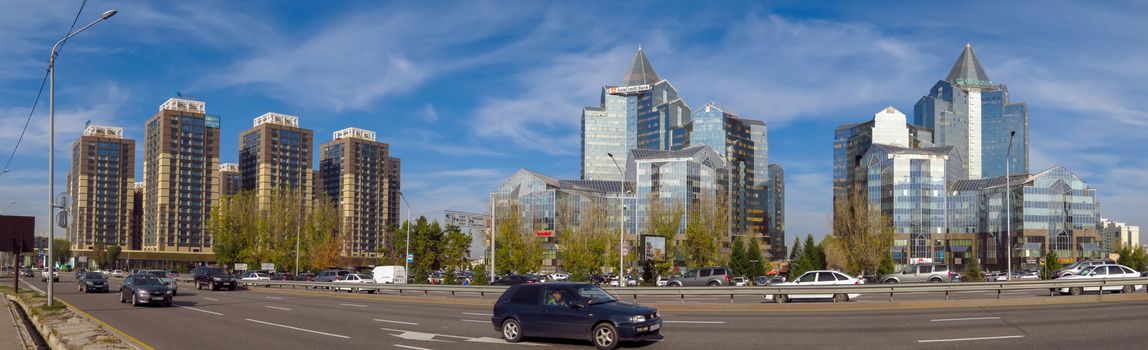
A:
[142, 98, 221, 252]
[238, 113, 313, 207]
[319, 128, 401, 258]
[218, 163, 241, 197]
[67, 125, 136, 251]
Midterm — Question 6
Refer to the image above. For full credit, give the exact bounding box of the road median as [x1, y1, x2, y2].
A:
[3, 282, 145, 350]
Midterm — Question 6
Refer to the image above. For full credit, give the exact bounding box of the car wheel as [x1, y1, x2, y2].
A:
[196, 282, 202, 290]
[501, 319, 523, 343]
[884, 279, 898, 284]
[229, 285, 235, 291]
[592, 322, 619, 350]
[173, 290, 178, 297]
[119, 291, 126, 303]
[833, 293, 848, 303]
[1123, 285, 1135, 294]
[671, 282, 682, 287]
[929, 278, 942, 283]
[131, 293, 139, 307]
[707, 281, 720, 287]
[774, 294, 789, 304]
[1070, 287, 1083, 296]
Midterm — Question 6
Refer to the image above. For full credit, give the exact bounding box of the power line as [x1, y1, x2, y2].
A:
[3, 0, 89, 172]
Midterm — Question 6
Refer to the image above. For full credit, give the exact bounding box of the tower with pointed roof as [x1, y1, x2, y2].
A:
[913, 44, 1028, 179]
[581, 47, 691, 181]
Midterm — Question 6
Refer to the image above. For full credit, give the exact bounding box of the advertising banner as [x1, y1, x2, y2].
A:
[643, 235, 666, 261]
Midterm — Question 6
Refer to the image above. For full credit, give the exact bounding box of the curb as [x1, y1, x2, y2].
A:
[6, 295, 67, 350]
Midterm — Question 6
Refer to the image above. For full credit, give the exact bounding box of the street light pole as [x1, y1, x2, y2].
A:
[1005, 130, 1015, 281]
[47, 9, 117, 307]
[608, 153, 627, 287]
[399, 192, 412, 276]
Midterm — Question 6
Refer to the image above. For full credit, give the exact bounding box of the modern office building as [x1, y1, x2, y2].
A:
[948, 165, 1102, 271]
[319, 127, 401, 258]
[582, 47, 691, 181]
[491, 169, 630, 273]
[767, 163, 785, 261]
[142, 97, 221, 253]
[218, 163, 241, 197]
[238, 112, 314, 207]
[913, 44, 1028, 179]
[688, 103, 769, 241]
[865, 144, 965, 265]
[1099, 218, 1141, 253]
[66, 124, 136, 251]
[833, 107, 933, 220]
[628, 145, 730, 264]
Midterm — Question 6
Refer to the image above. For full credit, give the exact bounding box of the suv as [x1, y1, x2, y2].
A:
[1052, 259, 1116, 278]
[313, 269, 351, 283]
[192, 267, 237, 291]
[666, 267, 730, 287]
[879, 264, 951, 283]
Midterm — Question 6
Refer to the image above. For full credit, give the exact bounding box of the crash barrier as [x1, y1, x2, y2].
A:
[174, 276, 1148, 304]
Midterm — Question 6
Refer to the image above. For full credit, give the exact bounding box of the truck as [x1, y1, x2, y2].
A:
[372, 265, 407, 284]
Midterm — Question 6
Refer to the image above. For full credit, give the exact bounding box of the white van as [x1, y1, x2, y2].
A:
[372, 266, 407, 284]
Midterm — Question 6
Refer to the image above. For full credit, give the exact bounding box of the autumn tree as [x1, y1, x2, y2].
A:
[558, 200, 610, 281]
[494, 201, 542, 275]
[683, 194, 727, 268]
[831, 190, 895, 276]
[745, 236, 766, 278]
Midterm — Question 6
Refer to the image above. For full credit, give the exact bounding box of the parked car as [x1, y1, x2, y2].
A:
[1014, 270, 1039, 280]
[77, 272, 109, 293]
[1142, 271, 1148, 278]
[191, 266, 237, 291]
[548, 273, 570, 281]
[110, 270, 125, 278]
[492, 282, 662, 349]
[1052, 259, 1116, 278]
[655, 276, 669, 287]
[313, 269, 351, 283]
[1054, 264, 1143, 295]
[240, 272, 272, 286]
[334, 273, 377, 293]
[119, 275, 172, 307]
[988, 272, 1009, 282]
[666, 267, 730, 287]
[21, 268, 34, 277]
[296, 272, 316, 281]
[41, 269, 58, 282]
[139, 269, 179, 296]
[879, 263, 952, 283]
[490, 275, 539, 286]
[731, 277, 749, 287]
[765, 270, 864, 303]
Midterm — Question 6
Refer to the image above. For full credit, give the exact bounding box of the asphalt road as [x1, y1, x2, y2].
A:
[13, 276, 1148, 350]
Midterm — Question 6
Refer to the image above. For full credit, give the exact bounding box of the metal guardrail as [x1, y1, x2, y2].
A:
[175, 277, 1148, 304]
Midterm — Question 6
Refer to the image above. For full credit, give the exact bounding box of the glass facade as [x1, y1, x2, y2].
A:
[630, 145, 730, 265]
[865, 144, 963, 264]
[979, 88, 1028, 178]
[581, 91, 632, 181]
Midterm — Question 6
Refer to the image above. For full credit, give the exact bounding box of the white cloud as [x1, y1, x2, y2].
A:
[420, 104, 439, 123]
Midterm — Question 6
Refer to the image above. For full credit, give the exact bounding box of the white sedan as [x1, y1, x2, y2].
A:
[548, 273, 570, 281]
[240, 272, 271, 280]
[765, 270, 864, 303]
[1055, 264, 1143, 295]
[334, 273, 377, 293]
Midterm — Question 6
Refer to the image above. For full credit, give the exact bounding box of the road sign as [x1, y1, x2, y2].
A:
[261, 263, 275, 271]
[235, 263, 248, 271]
[406, 257, 413, 263]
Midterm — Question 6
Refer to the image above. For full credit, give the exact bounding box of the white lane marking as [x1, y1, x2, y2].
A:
[20, 281, 45, 294]
[462, 312, 492, 316]
[395, 345, 433, 350]
[178, 306, 224, 316]
[265, 296, 284, 300]
[374, 319, 419, 325]
[203, 297, 219, 301]
[381, 328, 549, 346]
[663, 321, 726, 324]
[918, 335, 1024, 343]
[265, 306, 293, 311]
[931, 317, 1001, 322]
[246, 319, 350, 339]
[460, 319, 487, 323]
[341, 303, 368, 308]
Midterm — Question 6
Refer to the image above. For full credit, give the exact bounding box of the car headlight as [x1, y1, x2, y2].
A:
[213, 277, 222, 281]
[630, 315, 647, 323]
[137, 289, 148, 297]
[85, 281, 94, 285]
[165, 290, 172, 295]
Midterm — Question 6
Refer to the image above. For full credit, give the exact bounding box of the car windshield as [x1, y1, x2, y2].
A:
[146, 271, 167, 278]
[83, 272, 104, 279]
[577, 285, 618, 304]
[135, 277, 163, 285]
[207, 268, 226, 275]
[1078, 266, 1095, 275]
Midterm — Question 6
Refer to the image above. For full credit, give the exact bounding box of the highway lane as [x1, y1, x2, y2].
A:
[18, 276, 1148, 349]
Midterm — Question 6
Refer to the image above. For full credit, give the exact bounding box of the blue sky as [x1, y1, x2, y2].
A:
[1, 1, 1145, 244]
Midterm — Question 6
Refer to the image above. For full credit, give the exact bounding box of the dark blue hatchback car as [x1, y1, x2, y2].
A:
[492, 282, 662, 349]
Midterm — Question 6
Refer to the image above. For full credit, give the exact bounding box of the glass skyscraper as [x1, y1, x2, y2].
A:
[833, 107, 933, 224]
[688, 103, 770, 241]
[913, 44, 1028, 179]
[864, 144, 964, 265]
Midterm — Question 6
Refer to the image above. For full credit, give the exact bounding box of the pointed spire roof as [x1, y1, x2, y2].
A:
[621, 47, 661, 86]
[945, 43, 992, 87]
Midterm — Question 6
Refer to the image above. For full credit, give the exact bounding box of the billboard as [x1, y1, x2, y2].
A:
[205, 114, 221, 128]
[535, 230, 554, 238]
[0, 215, 35, 253]
[607, 84, 652, 95]
[444, 210, 489, 229]
[643, 235, 666, 261]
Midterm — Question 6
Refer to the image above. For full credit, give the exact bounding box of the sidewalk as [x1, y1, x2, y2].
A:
[1, 283, 33, 350]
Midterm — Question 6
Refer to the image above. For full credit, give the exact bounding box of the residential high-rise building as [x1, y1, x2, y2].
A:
[218, 163, 241, 197]
[582, 47, 690, 181]
[319, 128, 400, 258]
[767, 164, 785, 261]
[131, 182, 143, 250]
[67, 124, 135, 251]
[913, 44, 1028, 179]
[1099, 218, 1140, 253]
[142, 97, 220, 252]
[238, 113, 314, 207]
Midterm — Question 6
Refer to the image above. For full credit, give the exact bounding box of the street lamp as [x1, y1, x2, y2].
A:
[0, 201, 15, 214]
[607, 153, 628, 287]
[1005, 130, 1015, 281]
[398, 192, 412, 277]
[46, 9, 117, 307]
